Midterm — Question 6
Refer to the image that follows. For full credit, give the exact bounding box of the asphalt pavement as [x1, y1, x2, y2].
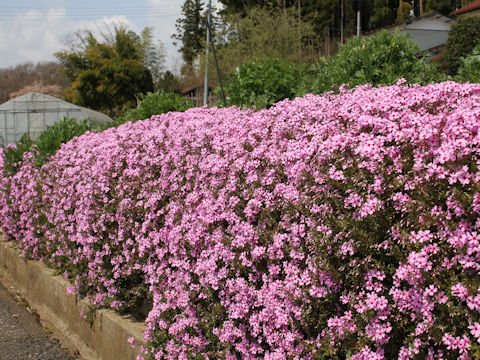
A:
[0, 278, 81, 360]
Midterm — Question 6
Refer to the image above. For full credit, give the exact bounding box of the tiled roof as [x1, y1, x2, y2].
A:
[450, 0, 480, 16]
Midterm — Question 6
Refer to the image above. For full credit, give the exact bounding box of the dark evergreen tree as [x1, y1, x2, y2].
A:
[424, 0, 456, 16]
[444, 16, 480, 75]
[369, 0, 395, 29]
[172, 0, 207, 66]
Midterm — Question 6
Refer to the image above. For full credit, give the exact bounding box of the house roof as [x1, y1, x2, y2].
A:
[181, 85, 212, 95]
[384, 12, 456, 30]
[450, 0, 480, 16]
[181, 86, 197, 95]
[377, 12, 456, 51]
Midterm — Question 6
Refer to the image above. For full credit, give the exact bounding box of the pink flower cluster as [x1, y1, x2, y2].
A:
[1, 80, 480, 358]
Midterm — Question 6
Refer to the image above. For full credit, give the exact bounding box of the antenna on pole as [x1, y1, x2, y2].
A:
[204, 0, 211, 106]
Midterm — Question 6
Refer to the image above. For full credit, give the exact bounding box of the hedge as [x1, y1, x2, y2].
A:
[1, 81, 480, 359]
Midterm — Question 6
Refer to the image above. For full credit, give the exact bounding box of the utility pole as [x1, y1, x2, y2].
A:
[357, 11, 360, 35]
[204, 0, 211, 106]
[357, 0, 361, 36]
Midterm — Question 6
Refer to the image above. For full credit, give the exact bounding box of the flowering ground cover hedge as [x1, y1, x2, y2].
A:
[1, 81, 480, 359]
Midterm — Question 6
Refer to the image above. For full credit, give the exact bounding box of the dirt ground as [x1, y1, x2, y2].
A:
[0, 278, 81, 360]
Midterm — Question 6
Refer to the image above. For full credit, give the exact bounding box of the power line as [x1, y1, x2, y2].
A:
[0, 12, 179, 22]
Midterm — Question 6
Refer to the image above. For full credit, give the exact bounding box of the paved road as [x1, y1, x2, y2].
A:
[0, 279, 80, 360]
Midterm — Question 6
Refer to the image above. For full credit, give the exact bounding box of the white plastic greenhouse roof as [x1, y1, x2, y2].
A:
[0, 92, 113, 145]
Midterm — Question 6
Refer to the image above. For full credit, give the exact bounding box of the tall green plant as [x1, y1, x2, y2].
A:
[457, 44, 480, 83]
[116, 90, 194, 125]
[225, 57, 304, 109]
[444, 17, 480, 75]
[298, 30, 444, 96]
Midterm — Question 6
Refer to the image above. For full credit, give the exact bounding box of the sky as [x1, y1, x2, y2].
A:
[0, 0, 220, 72]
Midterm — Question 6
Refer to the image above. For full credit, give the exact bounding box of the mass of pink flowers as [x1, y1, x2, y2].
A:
[1, 80, 480, 359]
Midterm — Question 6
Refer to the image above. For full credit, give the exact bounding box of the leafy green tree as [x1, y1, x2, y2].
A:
[218, 0, 298, 14]
[298, 30, 444, 95]
[218, 0, 396, 35]
[172, 0, 207, 66]
[444, 17, 480, 75]
[225, 57, 305, 109]
[55, 26, 156, 117]
[140, 28, 167, 86]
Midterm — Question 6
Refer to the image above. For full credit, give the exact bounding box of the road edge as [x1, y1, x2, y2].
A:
[0, 238, 146, 360]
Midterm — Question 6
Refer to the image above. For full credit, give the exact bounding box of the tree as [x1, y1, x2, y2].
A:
[369, 0, 395, 29]
[396, 1, 412, 23]
[157, 71, 183, 93]
[0, 62, 69, 103]
[424, 0, 456, 16]
[139, 27, 167, 87]
[55, 26, 156, 116]
[172, 0, 207, 66]
[216, 6, 315, 76]
[444, 17, 480, 75]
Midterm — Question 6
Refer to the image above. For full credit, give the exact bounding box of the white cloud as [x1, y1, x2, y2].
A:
[0, 9, 69, 66]
[0, 1, 223, 71]
[0, 8, 140, 69]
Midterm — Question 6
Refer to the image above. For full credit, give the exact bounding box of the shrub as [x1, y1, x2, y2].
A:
[2, 117, 92, 176]
[457, 44, 480, 83]
[298, 30, 444, 96]
[2, 81, 480, 359]
[116, 90, 193, 125]
[225, 57, 304, 109]
[444, 17, 480, 75]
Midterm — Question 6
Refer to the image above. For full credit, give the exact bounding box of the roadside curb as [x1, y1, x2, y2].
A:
[0, 239, 146, 360]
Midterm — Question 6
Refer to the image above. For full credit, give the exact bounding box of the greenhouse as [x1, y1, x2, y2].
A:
[0, 92, 113, 146]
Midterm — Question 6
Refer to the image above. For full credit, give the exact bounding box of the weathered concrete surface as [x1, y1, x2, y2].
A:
[0, 279, 79, 360]
[0, 238, 146, 360]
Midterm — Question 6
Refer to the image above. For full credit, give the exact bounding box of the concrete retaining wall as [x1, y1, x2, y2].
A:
[0, 238, 146, 360]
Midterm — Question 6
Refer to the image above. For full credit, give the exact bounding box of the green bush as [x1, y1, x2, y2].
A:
[457, 44, 480, 83]
[297, 30, 444, 95]
[225, 57, 305, 109]
[3, 117, 92, 176]
[444, 17, 480, 75]
[116, 90, 193, 125]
